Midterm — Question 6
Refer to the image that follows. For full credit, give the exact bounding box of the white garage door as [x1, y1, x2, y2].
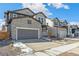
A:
[16, 28, 39, 40]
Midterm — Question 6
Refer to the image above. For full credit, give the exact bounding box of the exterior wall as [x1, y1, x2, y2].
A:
[48, 27, 67, 38]
[47, 27, 56, 37]
[52, 27, 58, 37]
[34, 13, 46, 25]
[11, 17, 42, 40]
[46, 18, 54, 27]
[15, 9, 34, 16]
[67, 24, 72, 36]
[75, 29, 79, 37]
[58, 28, 67, 38]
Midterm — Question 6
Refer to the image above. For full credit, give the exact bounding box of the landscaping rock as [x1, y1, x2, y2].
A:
[13, 42, 33, 55]
[13, 42, 26, 48]
[21, 47, 33, 54]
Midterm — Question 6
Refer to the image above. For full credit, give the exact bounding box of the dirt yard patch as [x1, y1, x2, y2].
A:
[0, 44, 21, 56]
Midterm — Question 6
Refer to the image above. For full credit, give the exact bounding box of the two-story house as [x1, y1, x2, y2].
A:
[4, 8, 47, 40]
[48, 18, 68, 39]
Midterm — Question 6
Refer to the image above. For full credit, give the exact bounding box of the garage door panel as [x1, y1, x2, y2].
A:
[17, 29, 38, 40]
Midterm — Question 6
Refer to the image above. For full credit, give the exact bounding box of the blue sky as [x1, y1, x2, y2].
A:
[0, 3, 79, 25]
[44, 3, 79, 23]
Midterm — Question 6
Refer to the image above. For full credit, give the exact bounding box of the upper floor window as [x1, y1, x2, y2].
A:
[13, 14, 17, 18]
[38, 17, 40, 20]
[38, 17, 44, 24]
[41, 18, 43, 23]
[27, 20, 32, 24]
[38, 17, 41, 23]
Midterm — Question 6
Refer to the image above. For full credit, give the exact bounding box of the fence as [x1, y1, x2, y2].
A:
[0, 31, 9, 40]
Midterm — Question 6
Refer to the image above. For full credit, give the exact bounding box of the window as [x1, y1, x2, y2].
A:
[38, 17, 44, 24]
[38, 17, 40, 20]
[38, 17, 41, 22]
[27, 20, 32, 24]
[41, 18, 43, 23]
[13, 14, 17, 18]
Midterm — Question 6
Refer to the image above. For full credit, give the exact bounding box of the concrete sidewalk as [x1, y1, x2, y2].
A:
[64, 38, 79, 40]
[34, 42, 79, 56]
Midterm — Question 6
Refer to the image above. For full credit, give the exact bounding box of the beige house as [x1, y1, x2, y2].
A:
[45, 18, 68, 38]
[5, 8, 47, 40]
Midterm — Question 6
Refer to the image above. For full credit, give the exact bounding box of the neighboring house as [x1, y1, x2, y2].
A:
[45, 18, 68, 38]
[70, 25, 79, 37]
[52, 18, 68, 38]
[66, 24, 79, 38]
[4, 8, 47, 40]
[59, 20, 68, 38]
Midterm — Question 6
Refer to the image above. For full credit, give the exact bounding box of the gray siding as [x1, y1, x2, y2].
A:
[48, 27, 67, 38]
[15, 9, 34, 16]
[11, 17, 42, 40]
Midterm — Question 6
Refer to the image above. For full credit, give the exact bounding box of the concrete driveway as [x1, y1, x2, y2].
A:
[33, 41, 79, 56]
[25, 40, 78, 52]
[59, 46, 79, 56]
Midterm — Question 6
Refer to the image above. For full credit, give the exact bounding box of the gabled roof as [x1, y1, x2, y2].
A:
[53, 17, 60, 22]
[33, 12, 47, 18]
[13, 8, 35, 15]
[64, 20, 68, 24]
[59, 20, 68, 25]
[13, 8, 47, 18]
[52, 18, 68, 24]
[5, 8, 48, 25]
[5, 11, 42, 24]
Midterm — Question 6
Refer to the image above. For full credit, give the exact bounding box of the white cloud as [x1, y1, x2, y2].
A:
[48, 3, 69, 9]
[70, 22, 79, 25]
[22, 3, 52, 16]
